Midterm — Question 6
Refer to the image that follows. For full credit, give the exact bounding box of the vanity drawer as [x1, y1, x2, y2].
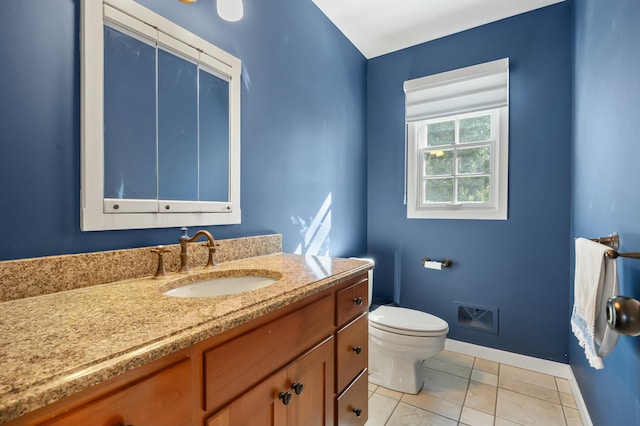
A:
[336, 313, 368, 393]
[336, 369, 368, 426]
[204, 294, 334, 413]
[40, 359, 191, 426]
[336, 276, 368, 327]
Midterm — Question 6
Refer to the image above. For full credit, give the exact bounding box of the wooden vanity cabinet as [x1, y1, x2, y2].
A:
[335, 277, 369, 425]
[6, 272, 369, 426]
[206, 337, 334, 426]
[39, 359, 192, 426]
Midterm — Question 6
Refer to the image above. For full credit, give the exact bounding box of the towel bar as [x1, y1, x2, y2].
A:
[590, 233, 640, 260]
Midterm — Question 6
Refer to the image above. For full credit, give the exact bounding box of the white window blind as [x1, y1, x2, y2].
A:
[404, 58, 509, 122]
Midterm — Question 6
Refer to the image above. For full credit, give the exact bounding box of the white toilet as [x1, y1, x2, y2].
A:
[367, 269, 449, 394]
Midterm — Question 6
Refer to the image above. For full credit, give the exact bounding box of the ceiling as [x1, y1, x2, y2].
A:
[312, 0, 565, 59]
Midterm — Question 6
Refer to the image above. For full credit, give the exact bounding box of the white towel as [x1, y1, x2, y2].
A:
[571, 238, 620, 369]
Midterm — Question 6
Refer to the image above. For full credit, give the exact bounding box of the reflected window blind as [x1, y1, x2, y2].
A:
[404, 58, 509, 122]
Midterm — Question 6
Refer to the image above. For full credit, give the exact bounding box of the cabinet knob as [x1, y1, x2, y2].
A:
[353, 345, 362, 355]
[291, 382, 304, 395]
[279, 391, 292, 405]
[353, 408, 362, 417]
[353, 296, 363, 306]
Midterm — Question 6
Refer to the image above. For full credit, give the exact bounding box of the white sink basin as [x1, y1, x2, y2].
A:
[163, 275, 279, 298]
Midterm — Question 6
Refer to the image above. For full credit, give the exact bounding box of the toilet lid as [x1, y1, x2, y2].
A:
[370, 306, 448, 336]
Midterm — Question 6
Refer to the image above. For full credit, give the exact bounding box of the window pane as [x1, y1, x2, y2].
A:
[427, 121, 454, 146]
[459, 115, 491, 143]
[424, 150, 454, 176]
[457, 146, 490, 174]
[457, 176, 490, 202]
[424, 178, 454, 203]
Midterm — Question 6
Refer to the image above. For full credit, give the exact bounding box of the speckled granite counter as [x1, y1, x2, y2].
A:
[0, 253, 372, 424]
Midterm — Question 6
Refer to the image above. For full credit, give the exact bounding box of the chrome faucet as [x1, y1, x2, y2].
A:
[178, 227, 216, 273]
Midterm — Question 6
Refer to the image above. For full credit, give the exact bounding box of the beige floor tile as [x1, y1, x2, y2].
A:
[495, 417, 523, 426]
[460, 406, 496, 426]
[421, 367, 470, 404]
[563, 406, 583, 426]
[425, 357, 473, 379]
[376, 385, 403, 400]
[471, 368, 499, 387]
[464, 380, 497, 415]
[496, 388, 566, 426]
[434, 350, 476, 368]
[474, 358, 500, 375]
[401, 391, 462, 420]
[369, 382, 379, 392]
[365, 393, 399, 426]
[499, 376, 560, 404]
[499, 365, 557, 391]
[368, 390, 373, 399]
[386, 402, 458, 426]
[559, 391, 577, 409]
[555, 377, 571, 394]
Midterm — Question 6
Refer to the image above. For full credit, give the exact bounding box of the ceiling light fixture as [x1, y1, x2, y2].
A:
[216, 0, 244, 22]
[179, 0, 244, 22]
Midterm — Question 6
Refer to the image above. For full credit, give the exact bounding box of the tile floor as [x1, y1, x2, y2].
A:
[366, 350, 584, 426]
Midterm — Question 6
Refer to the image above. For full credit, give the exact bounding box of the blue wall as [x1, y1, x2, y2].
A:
[0, 0, 367, 260]
[366, 3, 573, 362]
[572, 0, 640, 423]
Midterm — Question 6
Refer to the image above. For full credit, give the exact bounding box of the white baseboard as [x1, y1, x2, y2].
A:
[445, 339, 592, 426]
[567, 369, 593, 426]
[445, 339, 571, 377]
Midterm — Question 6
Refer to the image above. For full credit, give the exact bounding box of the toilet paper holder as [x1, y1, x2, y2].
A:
[421, 257, 452, 269]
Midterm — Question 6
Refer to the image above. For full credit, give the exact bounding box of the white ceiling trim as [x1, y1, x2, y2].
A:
[312, 0, 565, 59]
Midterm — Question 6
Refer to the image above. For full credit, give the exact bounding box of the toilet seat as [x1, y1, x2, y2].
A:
[369, 306, 449, 337]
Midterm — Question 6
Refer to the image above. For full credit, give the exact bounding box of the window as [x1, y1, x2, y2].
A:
[405, 59, 509, 220]
[80, 0, 241, 231]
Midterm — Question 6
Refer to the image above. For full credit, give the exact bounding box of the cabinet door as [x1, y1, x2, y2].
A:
[207, 337, 334, 426]
[287, 337, 334, 426]
[40, 359, 191, 426]
[206, 370, 288, 426]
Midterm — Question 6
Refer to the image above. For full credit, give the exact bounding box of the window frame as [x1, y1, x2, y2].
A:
[405, 59, 509, 220]
[407, 107, 508, 220]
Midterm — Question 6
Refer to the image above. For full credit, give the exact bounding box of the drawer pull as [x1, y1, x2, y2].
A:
[353, 408, 363, 417]
[291, 382, 304, 395]
[353, 345, 362, 355]
[279, 391, 292, 405]
[353, 296, 363, 306]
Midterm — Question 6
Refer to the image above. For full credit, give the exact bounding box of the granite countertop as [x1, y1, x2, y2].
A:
[0, 253, 372, 424]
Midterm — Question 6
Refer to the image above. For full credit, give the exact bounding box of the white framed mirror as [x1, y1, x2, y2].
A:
[80, 0, 241, 231]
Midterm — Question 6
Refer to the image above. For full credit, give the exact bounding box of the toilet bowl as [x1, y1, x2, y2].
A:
[366, 269, 449, 394]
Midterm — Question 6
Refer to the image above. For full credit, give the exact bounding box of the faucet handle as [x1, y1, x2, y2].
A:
[150, 245, 169, 278]
[179, 227, 190, 241]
